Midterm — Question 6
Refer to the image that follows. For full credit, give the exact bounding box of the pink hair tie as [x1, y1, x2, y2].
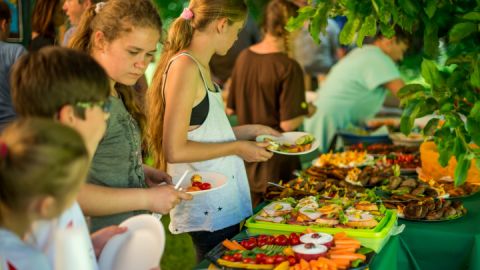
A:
[181, 8, 194, 20]
[0, 142, 8, 159]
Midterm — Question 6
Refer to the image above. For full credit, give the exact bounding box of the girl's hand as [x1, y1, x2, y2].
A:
[144, 165, 173, 187]
[145, 185, 192, 214]
[236, 141, 274, 162]
[251, 125, 282, 137]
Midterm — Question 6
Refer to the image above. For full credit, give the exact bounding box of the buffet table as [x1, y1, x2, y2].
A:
[195, 192, 480, 270]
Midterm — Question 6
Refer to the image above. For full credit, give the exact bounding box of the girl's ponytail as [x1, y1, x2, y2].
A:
[68, 7, 97, 52]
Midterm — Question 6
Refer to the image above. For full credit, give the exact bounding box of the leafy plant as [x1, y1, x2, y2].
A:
[286, 0, 480, 186]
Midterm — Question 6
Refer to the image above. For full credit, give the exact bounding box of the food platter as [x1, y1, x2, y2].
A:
[256, 132, 319, 156]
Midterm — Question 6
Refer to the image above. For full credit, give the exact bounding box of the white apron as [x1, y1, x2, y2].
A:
[164, 53, 252, 233]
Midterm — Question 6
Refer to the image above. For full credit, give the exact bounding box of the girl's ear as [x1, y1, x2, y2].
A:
[93, 30, 107, 52]
[216, 18, 229, 34]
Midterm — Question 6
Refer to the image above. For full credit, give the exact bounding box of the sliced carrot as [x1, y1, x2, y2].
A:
[332, 244, 361, 250]
[222, 239, 245, 250]
[333, 232, 348, 240]
[231, 240, 246, 250]
[330, 258, 350, 267]
[329, 253, 366, 261]
[329, 247, 357, 253]
[300, 259, 310, 270]
[334, 239, 361, 245]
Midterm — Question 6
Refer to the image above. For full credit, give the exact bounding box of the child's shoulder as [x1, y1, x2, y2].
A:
[0, 229, 51, 270]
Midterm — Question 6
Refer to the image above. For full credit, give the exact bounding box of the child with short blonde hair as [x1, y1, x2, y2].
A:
[0, 118, 90, 270]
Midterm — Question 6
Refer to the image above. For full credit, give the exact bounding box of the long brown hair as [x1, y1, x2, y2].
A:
[147, 0, 247, 170]
[69, 0, 162, 137]
[0, 118, 89, 220]
[261, 0, 298, 54]
[31, 0, 62, 38]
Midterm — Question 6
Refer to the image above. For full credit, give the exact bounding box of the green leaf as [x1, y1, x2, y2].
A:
[400, 99, 421, 135]
[453, 137, 466, 160]
[471, 60, 480, 88]
[454, 154, 471, 187]
[340, 15, 362, 45]
[467, 117, 480, 146]
[371, 0, 383, 13]
[351, 259, 364, 268]
[397, 84, 425, 99]
[424, 0, 437, 18]
[423, 118, 440, 136]
[470, 102, 480, 121]
[285, 6, 316, 32]
[421, 59, 442, 87]
[449, 22, 477, 43]
[462, 12, 480, 21]
[357, 15, 377, 47]
[476, 158, 480, 170]
[398, 0, 419, 17]
[379, 22, 395, 38]
[417, 97, 438, 118]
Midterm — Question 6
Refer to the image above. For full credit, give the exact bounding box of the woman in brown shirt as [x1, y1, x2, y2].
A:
[227, 0, 316, 207]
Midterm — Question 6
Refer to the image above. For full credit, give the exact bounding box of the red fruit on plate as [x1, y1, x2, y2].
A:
[266, 235, 275, 245]
[274, 235, 289, 246]
[192, 181, 202, 188]
[242, 258, 255, 264]
[232, 252, 243, 262]
[264, 256, 275, 265]
[274, 255, 286, 264]
[257, 235, 268, 241]
[287, 256, 297, 266]
[199, 182, 212, 190]
[257, 239, 267, 247]
[255, 253, 266, 264]
[222, 255, 234, 261]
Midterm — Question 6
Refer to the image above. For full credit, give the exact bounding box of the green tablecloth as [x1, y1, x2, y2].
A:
[391, 192, 480, 270]
[196, 193, 480, 270]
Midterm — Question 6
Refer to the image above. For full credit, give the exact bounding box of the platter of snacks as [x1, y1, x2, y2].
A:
[312, 151, 374, 168]
[175, 171, 227, 195]
[256, 132, 319, 155]
[417, 168, 480, 198]
[251, 196, 387, 230]
[388, 198, 467, 222]
[206, 232, 375, 270]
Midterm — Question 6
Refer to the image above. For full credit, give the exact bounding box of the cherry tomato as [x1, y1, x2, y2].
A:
[257, 235, 268, 242]
[192, 181, 202, 188]
[266, 235, 275, 245]
[232, 252, 243, 262]
[242, 258, 255, 264]
[289, 237, 300, 246]
[199, 182, 212, 190]
[287, 255, 297, 266]
[274, 255, 286, 264]
[264, 256, 275, 265]
[222, 255, 234, 261]
[255, 253, 266, 264]
[257, 239, 267, 247]
[274, 235, 289, 246]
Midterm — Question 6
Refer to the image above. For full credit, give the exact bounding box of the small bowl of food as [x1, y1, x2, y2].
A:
[299, 233, 333, 248]
[292, 243, 328, 261]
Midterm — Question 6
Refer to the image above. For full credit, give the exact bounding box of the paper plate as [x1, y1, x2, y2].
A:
[256, 132, 319, 156]
[98, 214, 165, 270]
[174, 171, 228, 196]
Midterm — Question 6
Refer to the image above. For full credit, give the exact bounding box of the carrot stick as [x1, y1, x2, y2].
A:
[334, 239, 361, 246]
[231, 240, 246, 250]
[328, 248, 357, 254]
[222, 239, 245, 250]
[333, 232, 348, 240]
[329, 253, 366, 261]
